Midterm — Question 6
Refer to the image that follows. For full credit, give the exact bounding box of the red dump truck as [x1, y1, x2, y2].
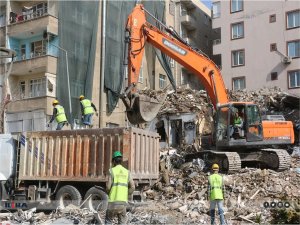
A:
[0, 127, 160, 211]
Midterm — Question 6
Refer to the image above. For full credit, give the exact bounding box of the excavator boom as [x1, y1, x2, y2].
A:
[123, 4, 228, 124]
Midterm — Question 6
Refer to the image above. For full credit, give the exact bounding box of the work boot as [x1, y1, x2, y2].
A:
[210, 209, 216, 225]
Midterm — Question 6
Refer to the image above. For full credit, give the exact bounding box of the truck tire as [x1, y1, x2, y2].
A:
[55, 185, 82, 209]
[84, 187, 108, 213]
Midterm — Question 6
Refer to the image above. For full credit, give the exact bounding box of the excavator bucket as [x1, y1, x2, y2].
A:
[126, 93, 167, 125]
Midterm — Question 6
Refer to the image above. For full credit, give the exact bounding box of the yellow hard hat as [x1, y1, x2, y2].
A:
[79, 95, 84, 100]
[212, 163, 219, 170]
[52, 99, 59, 105]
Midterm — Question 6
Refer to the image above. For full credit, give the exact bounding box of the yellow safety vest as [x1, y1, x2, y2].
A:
[80, 99, 94, 115]
[109, 165, 129, 202]
[209, 173, 223, 200]
[55, 105, 67, 123]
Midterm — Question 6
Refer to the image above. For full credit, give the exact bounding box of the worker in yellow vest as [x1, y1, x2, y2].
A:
[79, 95, 98, 128]
[208, 163, 226, 225]
[47, 99, 68, 130]
[105, 151, 135, 224]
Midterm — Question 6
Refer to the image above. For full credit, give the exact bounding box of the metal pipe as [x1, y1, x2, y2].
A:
[100, 0, 106, 128]
[49, 43, 72, 128]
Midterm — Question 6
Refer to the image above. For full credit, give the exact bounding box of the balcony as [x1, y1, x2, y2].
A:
[8, 7, 58, 39]
[11, 55, 57, 76]
[180, 14, 196, 31]
[180, 0, 196, 10]
[6, 96, 49, 114]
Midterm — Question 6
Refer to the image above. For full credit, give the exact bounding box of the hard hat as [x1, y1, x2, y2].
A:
[52, 99, 59, 105]
[112, 151, 122, 159]
[212, 163, 219, 170]
[79, 95, 84, 100]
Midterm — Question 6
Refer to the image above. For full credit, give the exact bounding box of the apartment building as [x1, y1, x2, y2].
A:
[164, 0, 218, 90]
[212, 0, 299, 93]
[0, 1, 58, 133]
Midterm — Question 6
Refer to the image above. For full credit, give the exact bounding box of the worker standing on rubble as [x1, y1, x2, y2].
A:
[105, 151, 135, 224]
[47, 99, 68, 130]
[79, 95, 98, 128]
[208, 163, 226, 225]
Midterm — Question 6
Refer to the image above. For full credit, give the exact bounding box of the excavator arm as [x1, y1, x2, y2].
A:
[123, 5, 228, 124]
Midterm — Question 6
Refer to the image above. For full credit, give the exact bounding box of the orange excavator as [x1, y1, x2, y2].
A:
[121, 5, 294, 172]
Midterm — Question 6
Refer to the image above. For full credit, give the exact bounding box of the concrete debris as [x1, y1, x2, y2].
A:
[156, 86, 300, 146]
[0, 205, 96, 224]
[145, 150, 300, 224]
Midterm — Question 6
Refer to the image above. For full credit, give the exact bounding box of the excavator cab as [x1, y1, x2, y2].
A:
[215, 103, 263, 148]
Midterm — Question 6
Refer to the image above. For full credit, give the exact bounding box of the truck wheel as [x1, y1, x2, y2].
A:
[84, 187, 108, 213]
[55, 185, 82, 209]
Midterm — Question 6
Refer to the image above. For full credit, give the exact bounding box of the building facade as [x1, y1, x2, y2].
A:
[0, 1, 58, 133]
[0, 0, 214, 133]
[165, 0, 218, 89]
[212, 0, 299, 93]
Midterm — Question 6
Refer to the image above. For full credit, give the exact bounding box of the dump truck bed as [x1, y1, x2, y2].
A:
[18, 127, 160, 183]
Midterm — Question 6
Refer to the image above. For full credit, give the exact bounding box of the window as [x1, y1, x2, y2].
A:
[232, 77, 245, 90]
[21, 44, 26, 60]
[170, 59, 175, 68]
[180, 6, 187, 16]
[288, 70, 300, 88]
[270, 43, 277, 51]
[204, 14, 209, 25]
[287, 40, 300, 58]
[212, 2, 220, 18]
[0, 14, 5, 27]
[232, 50, 245, 67]
[138, 62, 143, 83]
[269, 14, 276, 23]
[231, 0, 243, 13]
[205, 35, 209, 46]
[231, 22, 244, 39]
[169, 2, 175, 16]
[20, 81, 26, 99]
[287, 10, 300, 29]
[159, 74, 166, 89]
[29, 78, 46, 97]
[271, 72, 278, 81]
[31, 40, 46, 57]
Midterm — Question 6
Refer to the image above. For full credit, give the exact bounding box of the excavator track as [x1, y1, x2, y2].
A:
[209, 151, 242, 174]
[186, 151, 241, 174]
[260, 148, 291, 171]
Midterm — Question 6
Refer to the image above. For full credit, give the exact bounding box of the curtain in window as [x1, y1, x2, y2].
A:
[231, 0, 243, 12]
[288, 41, 300, 57]
[287, 11, 300, 28]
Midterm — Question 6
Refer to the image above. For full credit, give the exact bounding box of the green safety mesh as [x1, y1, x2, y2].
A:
[57, 1, 99, 124]
[105, 0, 175, 114]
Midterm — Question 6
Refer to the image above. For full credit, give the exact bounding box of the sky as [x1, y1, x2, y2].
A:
[201, 0, 212, 9]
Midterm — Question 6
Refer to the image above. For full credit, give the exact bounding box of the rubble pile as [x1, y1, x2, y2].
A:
[143, 153, 300, 224]
[158, 86, 300, 125]
[158, 87, 209, 115]
[228, 87, 300, 124]
[0, 205, 97, 224]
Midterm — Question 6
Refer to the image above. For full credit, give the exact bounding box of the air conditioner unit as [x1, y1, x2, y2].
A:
[282, 57, 292, 64]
